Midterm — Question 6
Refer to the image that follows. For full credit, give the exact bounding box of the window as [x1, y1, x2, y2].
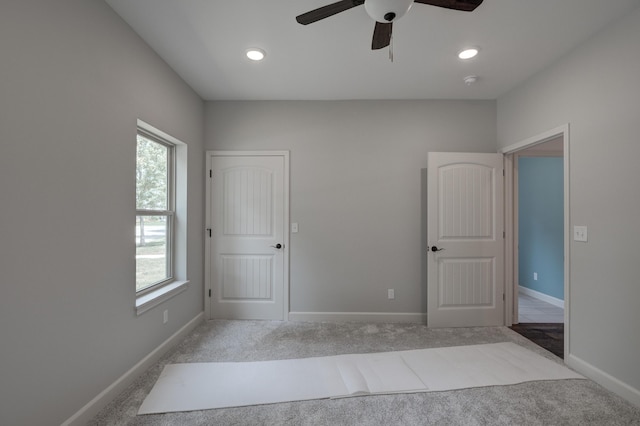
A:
[134, 120, 189, 315]
[136, 130, 174, 293]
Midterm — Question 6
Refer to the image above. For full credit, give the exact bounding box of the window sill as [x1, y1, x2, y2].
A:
[136, 280, 190, 316]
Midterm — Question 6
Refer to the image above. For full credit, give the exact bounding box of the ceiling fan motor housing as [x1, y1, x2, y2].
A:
[364, 0, 414, 22]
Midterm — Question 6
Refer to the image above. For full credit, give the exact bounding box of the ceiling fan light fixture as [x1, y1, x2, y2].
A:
[246, 48, 266, 61]
[458, 48, 479, 60]
[364, 0, 413, 22]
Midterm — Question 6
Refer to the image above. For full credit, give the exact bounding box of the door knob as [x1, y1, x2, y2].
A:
[431, 246, 444, 252]
[270, 243, 283, 249]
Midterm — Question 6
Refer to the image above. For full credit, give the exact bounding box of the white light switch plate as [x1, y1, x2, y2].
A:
[574, 226, 588, 242]
[291, 223, 298, 233]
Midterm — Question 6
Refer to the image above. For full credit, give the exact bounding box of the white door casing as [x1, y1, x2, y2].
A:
[206, 151, 289, 320]
[427, 152, 504, 327]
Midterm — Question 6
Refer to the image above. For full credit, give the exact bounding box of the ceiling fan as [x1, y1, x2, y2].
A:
[296, 0, 483, 50]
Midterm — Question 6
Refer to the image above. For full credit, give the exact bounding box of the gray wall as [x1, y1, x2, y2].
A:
[0, 1, 204, 425]
[498, 6, 640, 394]
[205, 100, 496, 315]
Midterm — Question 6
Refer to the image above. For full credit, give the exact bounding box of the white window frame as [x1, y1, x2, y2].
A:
[136, 130, 175, 292]
[135, 120, 189, 315]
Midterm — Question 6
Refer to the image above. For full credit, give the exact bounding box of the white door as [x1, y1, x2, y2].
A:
[427, 152, 504, 327]
[207, 152, 289, 320]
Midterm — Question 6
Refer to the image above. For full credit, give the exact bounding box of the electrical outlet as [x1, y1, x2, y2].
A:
[163, 310, 168, 324]
[388, 289, 395, 300]
[533, 272, 538, 281]
[574, 225, 588, 242]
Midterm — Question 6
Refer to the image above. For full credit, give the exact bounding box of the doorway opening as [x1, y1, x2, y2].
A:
[515, 141, 564, 324]
[502, 125, 570, 360]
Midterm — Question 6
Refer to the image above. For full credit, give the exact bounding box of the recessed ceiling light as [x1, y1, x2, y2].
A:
[246, 48, 266, 61]
[458, 48, 479, 60]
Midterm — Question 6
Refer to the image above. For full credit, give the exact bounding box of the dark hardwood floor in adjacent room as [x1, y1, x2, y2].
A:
[510, 323, 564, 359]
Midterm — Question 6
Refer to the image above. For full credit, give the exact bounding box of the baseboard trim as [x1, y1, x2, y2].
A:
[567, 353, 640, 408]
[62, 311, 205, 426]
[289, 311, 427, 323]
[519, 285, 565, 309]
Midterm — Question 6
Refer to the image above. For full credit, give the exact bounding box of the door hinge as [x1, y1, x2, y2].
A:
[503, 169, 505, 177]
[503, 293, 505, 301]
[503, 231, 505, 239]
[209, 289, 211, 298]
[206, 228, 211, 237]
[209, 169, 212, 178]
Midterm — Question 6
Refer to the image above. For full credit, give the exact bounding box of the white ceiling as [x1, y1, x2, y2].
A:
[105, 0, 640, 101]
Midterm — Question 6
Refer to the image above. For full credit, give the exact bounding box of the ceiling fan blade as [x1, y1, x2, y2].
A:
[414, 0, 483, 12]
[296, 0, 365, 25]
[372, 21, 392, 50]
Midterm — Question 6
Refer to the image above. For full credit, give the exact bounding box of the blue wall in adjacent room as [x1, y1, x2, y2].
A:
[518, 157, 564, 300]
